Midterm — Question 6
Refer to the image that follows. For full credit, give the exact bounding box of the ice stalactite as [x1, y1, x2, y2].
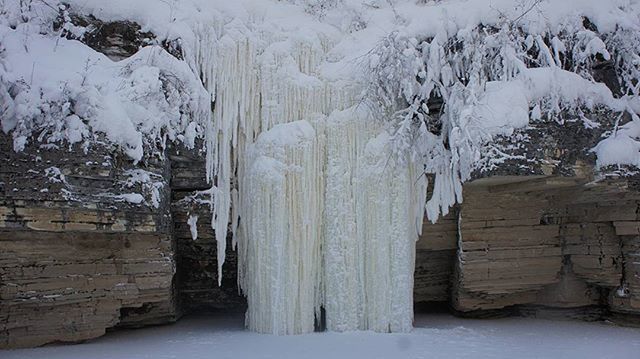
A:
[239, 120, 325, 335]
[186, 23, 354, 284]
[237, 106, 426, 334]
[323, 109, 365, 331]
[185, 21, 425, 335]
[324, 107, 427, 332]
[187, 214, 198, 241]
[184, 24, 259, 285]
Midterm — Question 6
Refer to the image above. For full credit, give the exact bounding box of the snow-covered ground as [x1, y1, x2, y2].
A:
[3, 312, 640, 359]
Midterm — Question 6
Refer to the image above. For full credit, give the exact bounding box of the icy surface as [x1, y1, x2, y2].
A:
[239, 112, 426, 334]
[2, 313, 640, 359]
[323, 107, 427, 332]
[187, 214, 198, 241]
[239, 120, 324, 334]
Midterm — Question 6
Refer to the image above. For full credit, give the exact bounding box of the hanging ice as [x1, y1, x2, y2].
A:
[184, 18, 426, 335]
[239, 120, 324, 335]
[324, 108, 427, 332]
[186, 25, 353, 286]
[238, 107, 427, 334]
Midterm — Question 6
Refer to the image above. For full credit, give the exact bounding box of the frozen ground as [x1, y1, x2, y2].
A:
[3, 312, 640, 359]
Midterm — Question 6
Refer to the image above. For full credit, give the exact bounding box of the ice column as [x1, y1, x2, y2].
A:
[324, 107, 427, 332]
[186, 23, 424, 334]
[323, 109, 365, 331]
[187, 26, 353, 284]
[239, 120, 325, 335]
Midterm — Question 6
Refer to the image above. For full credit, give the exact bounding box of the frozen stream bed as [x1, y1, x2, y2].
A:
[3, 312, 640, 359]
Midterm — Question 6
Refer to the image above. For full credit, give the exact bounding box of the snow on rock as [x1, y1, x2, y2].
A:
[363, 2, 640, 221]
[187, 214, 199, 241]
[44, 166, 66, 184]
[594, 118, 640, 168]
[115, 193, 145, 204]
[122, 169, 166, 208]
[0, 4, 209, 162]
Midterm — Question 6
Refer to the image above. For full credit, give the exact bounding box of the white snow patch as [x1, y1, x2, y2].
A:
[115, 193, 145, 204]
[44, 167, 65, 184]
[0, 10, 209, 161]
[2, 313, 640, 359]
[187, 214, 199, 241]
[122, 169, 165, 208]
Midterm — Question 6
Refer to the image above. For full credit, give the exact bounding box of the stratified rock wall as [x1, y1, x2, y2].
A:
[0, 133, 177, 348]
[453, 179, 563, 312]
[450, 175, 640, 322]
[168, 144, 245, 313]
[3, 126, 640, 349]
[414, 213, 457, 303]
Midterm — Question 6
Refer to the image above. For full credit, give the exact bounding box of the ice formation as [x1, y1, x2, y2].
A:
[181, 24, 356, 285]
[187, 214, 199, 241]
[172, 1, 638, 333]
[2, 0, 640, 336]
[237, 108, 427, 334]
[192, 24, 427, 332]
[323, 108, 427, 332]
[239, 120, 324, 334]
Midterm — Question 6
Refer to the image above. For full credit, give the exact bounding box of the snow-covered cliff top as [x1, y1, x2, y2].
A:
[1, 0, 637, 159]
[1, 0, 639, 241]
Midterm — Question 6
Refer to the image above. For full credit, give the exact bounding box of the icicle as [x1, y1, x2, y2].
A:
[324, 107, 425, 333]
[187, 214, 198, 241]
[324, 109, 362, 331]
[183, 18, 422, 334]
[239, 120, 324, 335]
[186, 23, 353, 286]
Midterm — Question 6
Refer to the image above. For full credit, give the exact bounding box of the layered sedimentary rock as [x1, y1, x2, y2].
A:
[4, 134, 640, 348]
[169, 144, 245, 312]
[414, 212, 457, 303]
[449, 175, 640, 322]
[0, 134, 177, 348]
[453, 178, 564, 311]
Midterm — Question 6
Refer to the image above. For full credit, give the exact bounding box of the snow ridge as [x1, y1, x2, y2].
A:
[0, 3, 209, 162]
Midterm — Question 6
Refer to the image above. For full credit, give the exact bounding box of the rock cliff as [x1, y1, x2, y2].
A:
[2, 1, 640, 349]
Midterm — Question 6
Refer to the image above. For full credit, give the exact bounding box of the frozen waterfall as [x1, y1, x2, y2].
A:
[237, 109, 427, 334]
[186, 25, 426, 334]
[239, 120, 324, 335]
[323, 108, 427, 332]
